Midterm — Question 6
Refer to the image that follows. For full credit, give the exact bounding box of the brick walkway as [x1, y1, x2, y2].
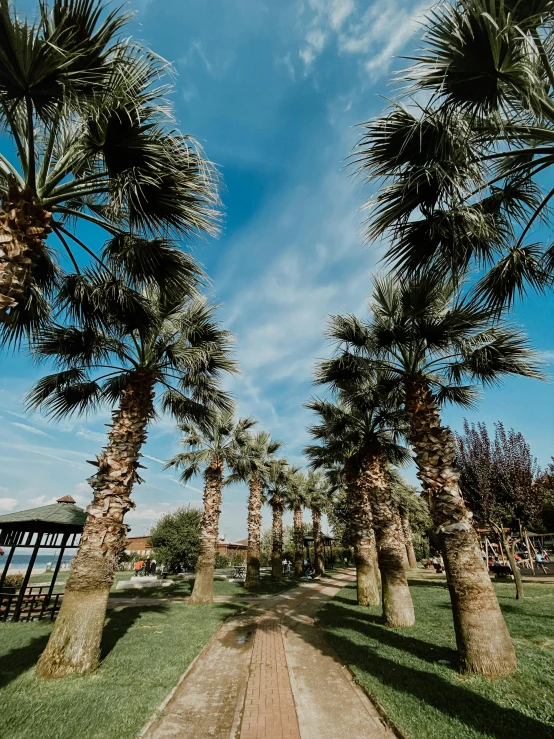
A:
[240, 614, 300, 739]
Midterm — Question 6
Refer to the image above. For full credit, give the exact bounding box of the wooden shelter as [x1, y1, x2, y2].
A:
[303, 533, 335, 563]
[0, 496, 87, 622]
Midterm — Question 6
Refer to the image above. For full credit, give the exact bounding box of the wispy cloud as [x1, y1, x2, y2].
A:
[0, 497, 17, 512]
[76, 428, 105, 444]
[11, 422, 51, 438]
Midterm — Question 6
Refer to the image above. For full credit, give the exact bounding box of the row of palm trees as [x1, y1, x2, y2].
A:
[307, 0, 554, 680]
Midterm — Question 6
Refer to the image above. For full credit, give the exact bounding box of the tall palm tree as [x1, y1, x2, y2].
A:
[320, 274, 541, 674]
[353, 2, 554, 311]
[306, 388, 415, 627]
[27, 269, 236, 677]
[389, 470, 430, 570]
[265, 458, 293, 581]
[164, 413, 255, 604]
[0, 0, 218, 338]
[304, 470, 330, 577]
[288, 470, 310, 577]
[229, 430, 281, 589]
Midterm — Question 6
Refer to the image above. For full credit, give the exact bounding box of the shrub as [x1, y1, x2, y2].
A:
[215, 554, 230, 569]
[230, 553, 245, 567]
[3, 573, 24, 590]
[149, 505, 202, 573]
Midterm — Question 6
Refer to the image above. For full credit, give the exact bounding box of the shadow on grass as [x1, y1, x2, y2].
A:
[100, 603, 169, 660]
[0, 633, 50, 689]
[320, 597, 553, 739]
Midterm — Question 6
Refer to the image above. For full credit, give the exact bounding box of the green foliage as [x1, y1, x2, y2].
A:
[229, 552, 246, 567]
[214, 553, 229, 569]
[148, 506, 202, 573]
[3, 573, 24, 589]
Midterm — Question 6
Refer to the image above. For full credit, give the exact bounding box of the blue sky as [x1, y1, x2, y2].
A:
[1, 0, 554, 541]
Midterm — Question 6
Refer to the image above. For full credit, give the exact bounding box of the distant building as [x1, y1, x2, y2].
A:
[216, 537, 247, 561]
[125, 536, 152, 557]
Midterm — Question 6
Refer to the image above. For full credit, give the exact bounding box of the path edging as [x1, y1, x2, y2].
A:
[313, 615, 408, 739]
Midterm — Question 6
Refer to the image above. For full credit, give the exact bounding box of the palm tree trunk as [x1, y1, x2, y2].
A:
[364, 451, 415, 627]
[345, 463, 380, 606]
[293, 505, 304, 577]
[36, 374, 155, 678]
[492, 525, 524, 601]
[190, 458, 224, 605]
[401, 513, 419, 569]
[0, 180, 51, 320]
[245, 474, 263, 589]
[394, 506, 411, 570]
[271, 500, 284, 581]
[404, 374, 517, 676]
[312, 508, 325, 576]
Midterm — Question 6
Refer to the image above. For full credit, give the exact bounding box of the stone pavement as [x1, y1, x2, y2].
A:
[140, 571, 395, 739]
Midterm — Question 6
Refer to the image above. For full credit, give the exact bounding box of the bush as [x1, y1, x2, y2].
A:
[3, 573, 24, 590]
[149, 505, 202, 573]
[230, 553, 245, 567]
[215, 554, 230, 569]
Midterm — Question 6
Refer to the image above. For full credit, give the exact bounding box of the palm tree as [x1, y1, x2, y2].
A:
[320, 274, 541, 674]
[164, 412, 255, 604]
[288, 470, 310, 577]
[265, 458, 292, 581]
[305, 388, 415, 627]
[229, 430, 281, 589]
[304, 470, 330, 577]
[353, 2, 554, 311]
[26, 268, 236, 677]
[0, 0, 218, 337]
[389, 470, 430, 570]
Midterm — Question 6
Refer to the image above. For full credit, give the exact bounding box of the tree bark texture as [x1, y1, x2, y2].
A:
[364, 452, 415, 627]
[401, 513, 419, 569]
[404, 374, 517, 676]
[395, 506, 411, 571]
[245, 474, 263, 589]
[0, 181, 51, 319]
[36, 374, 155, 678]
[344, 463, 380, 607]
[293, 505, 304, 577]
[312, 508, 325, 576]
[190, 458, 224, 605]
[271, 500, 284, 581]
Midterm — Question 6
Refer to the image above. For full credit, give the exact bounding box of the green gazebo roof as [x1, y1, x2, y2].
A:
[0, 499, 87, 529]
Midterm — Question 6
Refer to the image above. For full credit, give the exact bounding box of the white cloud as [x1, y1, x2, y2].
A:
[0, 497, 17, 511]
[11, 422, 50, 438]
[76, 428, 105, 444]
[143, 454, 165, 465]
[30, 495, 57, 506]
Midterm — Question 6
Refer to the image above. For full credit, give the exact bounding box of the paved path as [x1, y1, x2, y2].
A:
[140, 571, 394, 739]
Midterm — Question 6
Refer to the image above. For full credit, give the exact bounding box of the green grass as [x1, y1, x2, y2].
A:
[28, 570, 297, 599]
[0, 600, 240, 739]
[318, 573, 554, 739]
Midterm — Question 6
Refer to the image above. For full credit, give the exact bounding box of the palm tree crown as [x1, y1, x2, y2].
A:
[0, 0, 218, 331]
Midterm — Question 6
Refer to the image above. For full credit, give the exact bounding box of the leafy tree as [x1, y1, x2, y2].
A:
[0, 0, 218, 340]
[28, 266, 236, 678]
[165, 412, 255, 604]
[149, 506, 203, 573]
[306, 380, 415, 626]
[227, 430, 281, 589]
[320, 274, 540, 675]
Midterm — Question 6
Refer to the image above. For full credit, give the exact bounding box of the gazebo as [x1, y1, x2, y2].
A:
[303, 533, 335, 564]
[0, 496, 87, 622]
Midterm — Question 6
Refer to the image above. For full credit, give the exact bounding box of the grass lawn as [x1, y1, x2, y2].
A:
[0, 599, 240, 739]
[28, 570, 298, 599]
[318, 572, 554, 739]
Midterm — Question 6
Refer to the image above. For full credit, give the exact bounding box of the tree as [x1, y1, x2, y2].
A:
[164, 412, 255, 604]
[388, 471, 430, 570]
[306, 383, 415, 627]
[320, 274, 541, 674]
[27, 267, 236, 678]
[265, 458, 293, 581]
[304, 470, 331, 576]
[456, 420, 542, 598]
[149, 506, 203, 573]
[287, 470, 310, 578]
[0, 0, 218, 340]
[228, 430, 281, 589]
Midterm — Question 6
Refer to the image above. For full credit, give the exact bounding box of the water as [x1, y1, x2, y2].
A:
[1, 553, 74, 572]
